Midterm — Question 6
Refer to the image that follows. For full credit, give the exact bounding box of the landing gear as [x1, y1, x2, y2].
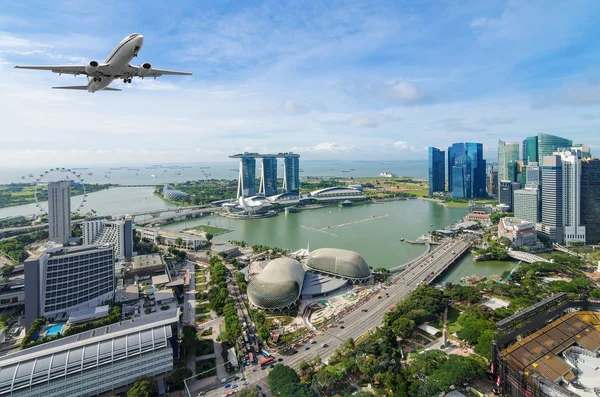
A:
[128, 78, 132, 83]
[123, 78, 132, 84]
[93, 77, 102, 82]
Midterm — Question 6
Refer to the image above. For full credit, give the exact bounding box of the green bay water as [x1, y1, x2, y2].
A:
[161, 199, 516, 279]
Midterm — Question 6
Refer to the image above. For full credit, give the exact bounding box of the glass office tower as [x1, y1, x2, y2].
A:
[428, 147, 445, 196]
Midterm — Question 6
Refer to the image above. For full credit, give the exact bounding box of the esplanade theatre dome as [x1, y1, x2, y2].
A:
[306, 248, 371, 281]
[247, 257, 305, 311]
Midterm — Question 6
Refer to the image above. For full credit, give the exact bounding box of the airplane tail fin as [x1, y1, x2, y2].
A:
[51, 86, 122, 91]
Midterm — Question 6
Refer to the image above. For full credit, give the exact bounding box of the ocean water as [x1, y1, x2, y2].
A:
[0, 160, 428, 186]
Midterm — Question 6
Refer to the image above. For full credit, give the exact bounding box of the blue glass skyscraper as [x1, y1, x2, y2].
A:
[448, 142, 486, 198]
[428, 147, 445, 196]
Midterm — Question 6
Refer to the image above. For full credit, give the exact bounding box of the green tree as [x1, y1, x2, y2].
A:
[0, 265, 14, 280]
[175, 237, 183, 246]
[474, 329, 495, 360]
[169, 367, 192, 389]
[235, 272, 246, 284]
[126, 376, 157, 397]
[205, 233, 214, 241]
[181, 325, 197, 355]
[391, 317, 415, 339]
[237, 389, 259, 397]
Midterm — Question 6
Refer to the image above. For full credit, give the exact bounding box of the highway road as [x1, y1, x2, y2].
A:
[197, 236, 472, 397]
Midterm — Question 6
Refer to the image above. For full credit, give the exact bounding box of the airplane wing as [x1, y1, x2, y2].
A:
[52, 86, 122, 91]
[14, 64, 110, 76]
[124, 64, 192, 79]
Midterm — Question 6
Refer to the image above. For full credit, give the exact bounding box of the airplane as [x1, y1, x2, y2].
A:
[14, 33, 191, 92]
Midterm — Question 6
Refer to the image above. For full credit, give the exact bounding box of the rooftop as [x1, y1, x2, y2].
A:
[501, 311, 600, 383]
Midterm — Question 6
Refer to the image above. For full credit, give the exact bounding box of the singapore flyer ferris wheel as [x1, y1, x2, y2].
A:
[33, 167, 88, 215]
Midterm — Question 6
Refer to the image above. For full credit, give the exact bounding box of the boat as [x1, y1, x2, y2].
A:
[151, 174, 157, 178]
[20, 176, 25, 179]
[379, 172, 394, 177]
[400, 238, 405, 241]
[341, 170, 350, 173]
[28, 173, 34, 177]
[174, 171, 181, 175]
[339, 200, 353, 207]
[87, 172, 93, 176]
[430, 223, 433, 226]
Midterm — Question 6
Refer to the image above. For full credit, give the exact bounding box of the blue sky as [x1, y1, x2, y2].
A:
[1, 0, 600, 166]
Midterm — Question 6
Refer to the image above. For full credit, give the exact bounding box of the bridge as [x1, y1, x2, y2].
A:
[390, 236, 473, 282]
[507, 250, 550, 263]
[0, 205, 218, 235]
[133, 207, 221, 226]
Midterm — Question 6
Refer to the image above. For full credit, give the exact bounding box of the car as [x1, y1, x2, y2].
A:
[262, 394, 266, 397]
[256, 385, 262, 390]
[261, 366, 266, 370]
[242, 381, 248, 385]
[340, 326, 345, 329]
[232, 384, 238, 388]
[224, 383, 231, 388]
[304, 346, 310, 350]
[270, 364, 275, 368]
[197, 392, 206, 396]
[277, 358, 283, 362]
[321, 343, 328, 348]
[233, 376, 240, 380]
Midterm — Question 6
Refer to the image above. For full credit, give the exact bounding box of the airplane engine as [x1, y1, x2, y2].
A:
[138, 63, 152, 76]
[85, 60, 99, 75]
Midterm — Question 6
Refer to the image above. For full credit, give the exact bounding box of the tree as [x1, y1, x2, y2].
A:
[0, 265, 14, 280]
[175, 237, 183, 246]
[169, 367, 192, 389]
[205, 233, 214, 241]
[181, 325, 197, 353]
[126, 376, 157, 397]
[237, 389, 259, 397]
[391, 317, 415, 339]
[235, 272, 246, 284]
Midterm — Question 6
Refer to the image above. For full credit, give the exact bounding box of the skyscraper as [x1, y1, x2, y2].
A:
[283, 154, 300, 193]
[259, 156, 278, 196]
[537, 133, 572, 166]
[558, 147, 588, 244]
[466, 142, 487, 198]
[581, 159, 600, 245]
[499, 181, 520, 212]
[541, 155, 563, 242]
[522, 136, 538, 164]
[448, 142, 486, 198]
[83, 216, 134, 259]
[230, 154, 257, 198]
[428, 147, 445, 196]
[514, 185, 541, 224]
[487, 167, 498, 197]
[498, 140, 520, 181]
[24, 245, 115, 328]
[525, 162, 542, 186]
[447, 145, 453, 189]
[48, 180, 71, 244]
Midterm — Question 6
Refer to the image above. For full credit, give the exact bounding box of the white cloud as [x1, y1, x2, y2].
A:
[383, 81, 424, 104]
[394, 141, 408, 150]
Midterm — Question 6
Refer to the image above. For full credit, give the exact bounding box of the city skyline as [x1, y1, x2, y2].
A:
[1, 1, 600, 166]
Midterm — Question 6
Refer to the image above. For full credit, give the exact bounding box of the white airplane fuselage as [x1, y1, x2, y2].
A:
[87, 34, 144, 92]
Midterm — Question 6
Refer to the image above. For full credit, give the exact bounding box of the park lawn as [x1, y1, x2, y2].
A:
[196, 314, 211, 323]
[195, 358, 217, 379]
[195, 304, 211, 314]
[190, 224, 230, 235]
[195, 283, 208, 292]
[195, 339, 215, 356]
[445, 201, 470, 208]
[196, 275, 207, 283]
[428, 307, 463, 334]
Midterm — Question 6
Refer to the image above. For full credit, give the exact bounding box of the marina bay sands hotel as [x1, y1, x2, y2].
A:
[230, 152, 300, 198]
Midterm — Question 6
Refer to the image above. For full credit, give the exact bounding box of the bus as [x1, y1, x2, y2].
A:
[260, 349, 271, 358]
[259, 357, 274, 367]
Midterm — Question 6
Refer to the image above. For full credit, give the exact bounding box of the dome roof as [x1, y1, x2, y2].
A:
[306, 248, 371, 279]
[247, 257, 305, 310]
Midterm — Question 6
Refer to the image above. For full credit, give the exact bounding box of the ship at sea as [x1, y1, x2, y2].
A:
[379, 172, 394, 177]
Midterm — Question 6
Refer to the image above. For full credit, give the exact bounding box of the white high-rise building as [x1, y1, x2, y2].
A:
[48, 181, 71, 244]
[82, 216, 133, 259]
[557, 147, 590, 245]
[24, 245, 115, 327]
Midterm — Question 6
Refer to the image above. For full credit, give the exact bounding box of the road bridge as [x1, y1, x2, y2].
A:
[134, 208, 220, 226]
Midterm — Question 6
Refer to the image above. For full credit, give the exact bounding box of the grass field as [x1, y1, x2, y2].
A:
[190, 224, 231, 235]
[195, 339, 215, 356]
[428, 308, 462, 334]
[195, 303, 211, 314]
[196, 275, 207, 283]
[195, 358, 217, 379]
[445, 201, 470, 208]
[196, 314, 211, 323]
[195, 283, 208, 291]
